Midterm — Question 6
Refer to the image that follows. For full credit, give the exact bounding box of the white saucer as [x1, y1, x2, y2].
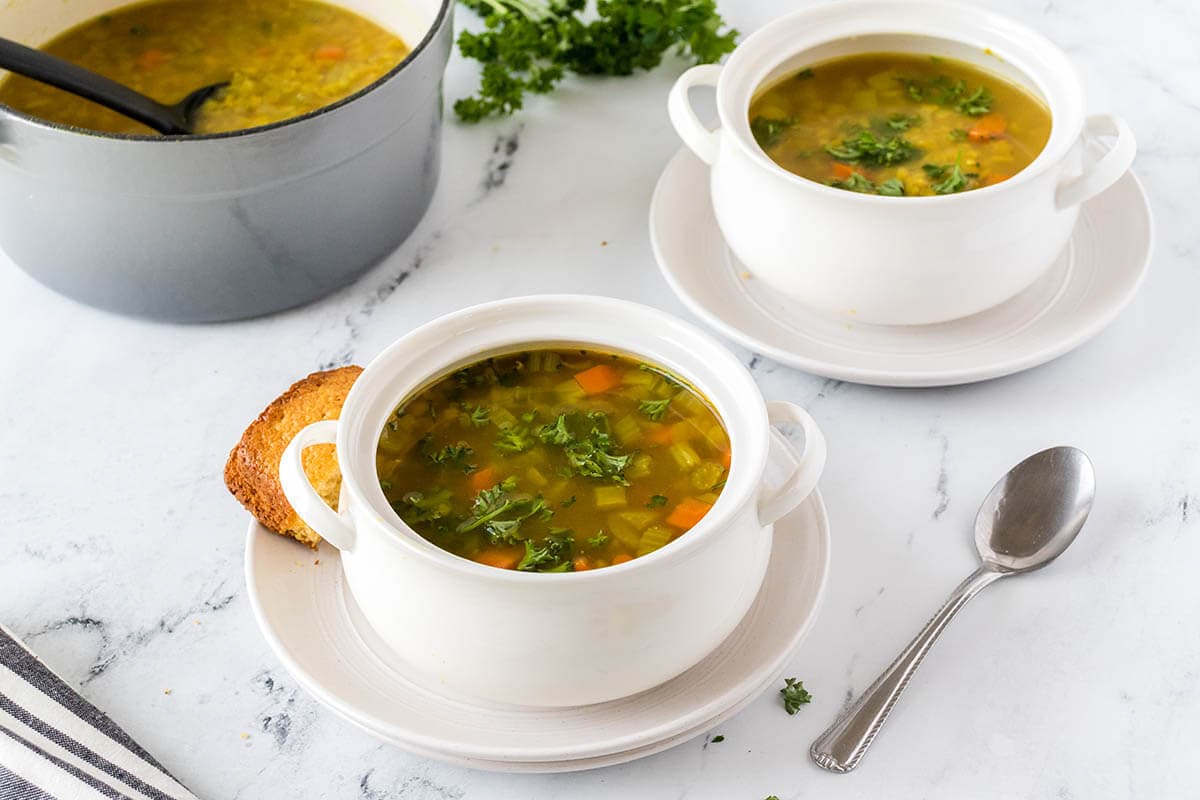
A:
[650, 149, 1154, 388]
[243, 494, 830, 772]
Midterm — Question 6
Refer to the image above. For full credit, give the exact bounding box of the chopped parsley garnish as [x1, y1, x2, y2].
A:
[829, 171, 877, 194]
[495, 426, 536, 454]
[881, 112, 920, 132]
[949, 127, 968, 142]
[587, 531, 610, 549]
[751, 116, 794, 149]
[829, 171, 904, 196]
[647, 495, 668, 509]
[780, 677, 812, 715]
[638, 398, 672, 421]
[517, 531, 575, 572]
[394, 489, 453, 524]
[419, 435, 476, 472]
[897, 75, 993, 116]
[923, 159, 977, 194]
[537, 414, 574, 446]
[824, 128, 918, 167]
[458, 478, 553, 544]
[467, 405, 491, 427]
[538, 413, 633, 484]
[561, 495, 577, 508]
[566, 435, 632, 484]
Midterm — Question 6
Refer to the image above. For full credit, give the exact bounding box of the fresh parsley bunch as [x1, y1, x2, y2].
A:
[454, 0, 738, 122]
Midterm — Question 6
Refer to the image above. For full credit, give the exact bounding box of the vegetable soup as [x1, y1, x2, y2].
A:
[0, 0, 409, 135]
[748, 53, 1052, 196]
[376, 349, 732, 573]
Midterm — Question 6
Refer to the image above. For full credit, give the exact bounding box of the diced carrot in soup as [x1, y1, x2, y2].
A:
[666, 498, 713, 530]
[314, 44, 347, 61]
[573, 364, 622, 394]
[967, 113, 1007, 142]
[476, 546, 523, 570]
[469, 466, 497, 494]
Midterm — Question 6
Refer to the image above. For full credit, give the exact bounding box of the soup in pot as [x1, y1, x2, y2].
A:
[748, 52, 1052, 196]
[0, 0, 409, 135]
[376, 349, 732, 573]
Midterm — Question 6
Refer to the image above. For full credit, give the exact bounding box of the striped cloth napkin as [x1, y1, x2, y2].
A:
[0, 625, 198, 800]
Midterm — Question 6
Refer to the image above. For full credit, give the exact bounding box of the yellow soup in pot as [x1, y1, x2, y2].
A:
[748, 53, 1052, 196]
[376, 349, 732, 573]
[0, 0, 409, 135]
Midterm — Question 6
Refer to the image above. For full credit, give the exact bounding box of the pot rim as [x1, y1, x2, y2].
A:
[0, 0, 453, 142]
[336, 294, 774, 584]
[718, 0, 1086, 206]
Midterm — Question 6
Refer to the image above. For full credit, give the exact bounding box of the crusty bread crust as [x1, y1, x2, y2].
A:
[224, 366, 362, 548]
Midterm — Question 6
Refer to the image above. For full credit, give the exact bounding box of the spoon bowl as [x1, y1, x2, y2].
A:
[976, 446, 1096, 573]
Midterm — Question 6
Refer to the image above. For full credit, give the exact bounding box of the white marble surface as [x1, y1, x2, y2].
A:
[1, 0, 1196, 797]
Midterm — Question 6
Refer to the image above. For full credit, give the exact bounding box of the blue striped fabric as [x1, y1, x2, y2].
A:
[0, 625, 198, 800]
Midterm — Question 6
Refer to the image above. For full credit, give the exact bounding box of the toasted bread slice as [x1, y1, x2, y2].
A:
[225, 366, 362, 548]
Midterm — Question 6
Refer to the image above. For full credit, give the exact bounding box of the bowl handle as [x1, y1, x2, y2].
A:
[278, 420, 357, 552]
[668, 63, 723, 165]
[1055, 114, 1136, 209]
[757, 401, 827, 527]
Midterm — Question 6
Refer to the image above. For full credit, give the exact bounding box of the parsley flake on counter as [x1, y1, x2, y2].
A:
[780, 677, 812, 715]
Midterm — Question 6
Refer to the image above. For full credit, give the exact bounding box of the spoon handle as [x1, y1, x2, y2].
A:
[810, 565, 1004, 773]
[0, 36, 182, 134]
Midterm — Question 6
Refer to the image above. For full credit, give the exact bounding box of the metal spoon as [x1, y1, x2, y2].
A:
[810, 446, 1096, 773]
[0, 36, 227, 135]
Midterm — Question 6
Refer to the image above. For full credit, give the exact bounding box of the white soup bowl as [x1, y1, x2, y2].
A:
[668, 0, 1136, 325]
[278, 295, 827, 707]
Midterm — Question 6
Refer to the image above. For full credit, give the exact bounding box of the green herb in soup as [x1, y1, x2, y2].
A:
[0, 0, 409, 136]
[747, 53, 1052, 197]
[376, 349, 732, 573]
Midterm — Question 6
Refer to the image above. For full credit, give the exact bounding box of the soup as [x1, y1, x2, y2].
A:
[376, 349, 732, 573]
[0, 0, 409, 135]
[748, 53, 1052, 197]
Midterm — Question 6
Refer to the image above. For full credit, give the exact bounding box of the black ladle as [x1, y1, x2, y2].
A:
[0, 35, 227, 135]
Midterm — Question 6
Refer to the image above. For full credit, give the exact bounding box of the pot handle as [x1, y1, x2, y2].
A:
[278, 420, 356, 552]
[1055, 114, 1136, 209]
[668, 63, 723, 165]
[757, 401, 827, 527]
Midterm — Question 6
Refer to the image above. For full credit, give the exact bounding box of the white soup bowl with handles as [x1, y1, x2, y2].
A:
[277, 295, 827, 707]
[668, 0, 1136, 326]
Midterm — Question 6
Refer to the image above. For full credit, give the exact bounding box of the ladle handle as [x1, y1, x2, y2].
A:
[0, 36, 183, 133]
[810, 565, 1004, 773]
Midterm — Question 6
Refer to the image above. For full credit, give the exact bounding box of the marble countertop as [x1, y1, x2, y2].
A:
[2, 0, 1196, 797]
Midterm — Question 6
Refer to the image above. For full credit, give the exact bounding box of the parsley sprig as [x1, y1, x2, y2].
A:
[455, 0, 738, 122]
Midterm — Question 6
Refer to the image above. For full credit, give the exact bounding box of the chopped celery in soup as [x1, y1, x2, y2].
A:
[376, 349, 732, 572]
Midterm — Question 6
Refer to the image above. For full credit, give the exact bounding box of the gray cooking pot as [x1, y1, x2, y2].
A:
[0, 0, 452, 322]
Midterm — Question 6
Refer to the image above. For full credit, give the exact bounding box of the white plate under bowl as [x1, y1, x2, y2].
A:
[244, 494, 830, 772]
[650, 148, 1154, 388]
